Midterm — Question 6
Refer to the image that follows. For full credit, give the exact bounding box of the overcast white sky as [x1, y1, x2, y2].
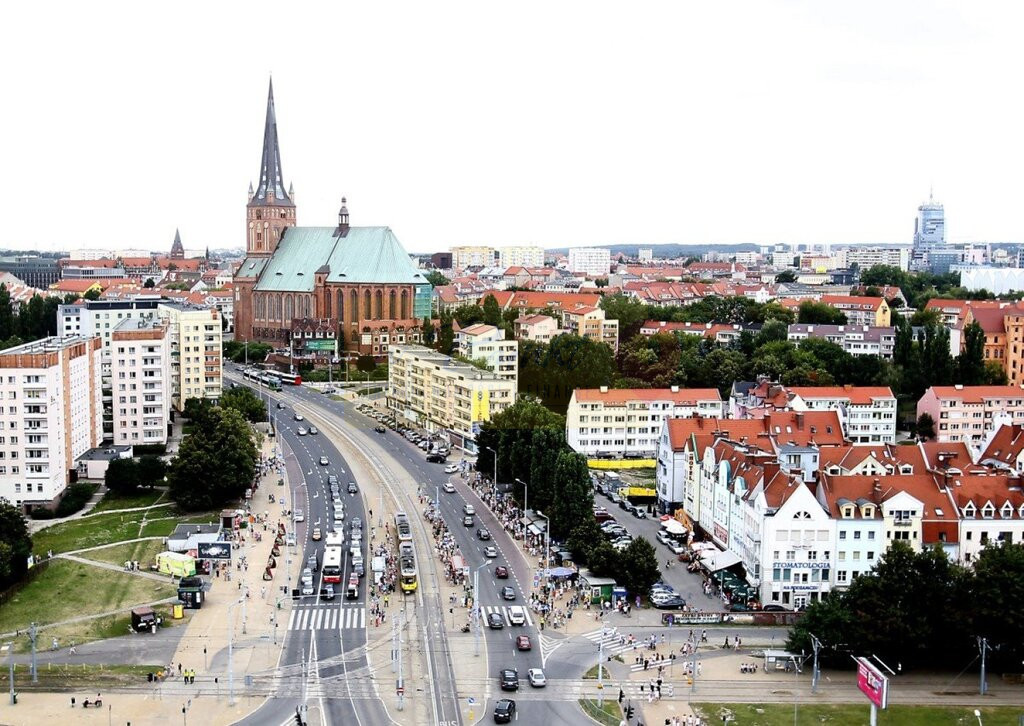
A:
[2, 1, 1021, 254]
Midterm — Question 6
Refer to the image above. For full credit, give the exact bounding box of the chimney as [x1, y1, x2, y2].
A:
[671, 385, 679, 393]
[600, 385, 609, 394]
[873, 478, 881, 492]
[796, 412, 804, 430]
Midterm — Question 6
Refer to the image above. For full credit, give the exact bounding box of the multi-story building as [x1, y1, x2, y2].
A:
[387, 344, 516, 452]
[637, 248, 653, 263]
[567, 247, 611, 277]
[513, 314, 559, 343]
[110, 319, 171, 446]
[0, 337, 103, 513]
[787, 386, 897, 443]
[950, 474, 1024, 564]
[820, 295, 891, 326]
[918, 385, 1024, 450]
[787, 324, 896, 358]
[561, 306, 619, 352]
[567, 386, 724, 459]
[0, 256, 60, 288]
[911, 192, 946, 271]
[157, 303, 222, 411]
[498, 246, 544, 269]
[454, 324, 518, 385]
[450, 246, 496, 271]
[842, 247, 911, 272]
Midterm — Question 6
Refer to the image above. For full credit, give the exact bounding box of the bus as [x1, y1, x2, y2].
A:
[322, 546, 343, 584]
[273, 372, 302, 386]
[398, 541, 418, 593]
[394, 512, 412, 542]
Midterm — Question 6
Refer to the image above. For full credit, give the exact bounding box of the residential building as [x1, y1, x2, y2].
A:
[787, 386, 898, 444]
[454, 324, 518, 384]
[820, 295, 891, 326]
[561, 306, 619, 351]
[567, 247, 611, 277]
[158, 303, 222, 411]
[451, 246, 496, 271]
[979, 424, 1024, 474]
[568, 386, 725, 459]
[487, 290, 602, 314]
[0, 337, 103, 513]
[0, 257, 60, 288]
[110, 319, 171, 446]
[787, 324, 896, 358]
[62, 265, 127, 280]
[513, 314, 559, 343]
[918, 385, 1024, 450]
[842, 247, 911, 272]
[952, 474, 1024, 563]
[387, 344, 516, 452]
[58, 299, 165, 350]
[637, 248, 653, 263]
[638, 320, 756, 345]
[498, 246, 544, 269]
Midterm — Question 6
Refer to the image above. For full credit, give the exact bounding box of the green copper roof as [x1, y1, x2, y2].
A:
[253, 226, 427, 293]
[236, 257, 268, 279]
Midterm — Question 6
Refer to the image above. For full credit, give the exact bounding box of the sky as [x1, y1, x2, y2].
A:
[2, 1, 1022, 254]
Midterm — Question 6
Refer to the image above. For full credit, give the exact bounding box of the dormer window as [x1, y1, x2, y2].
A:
[963, 503, 977, 519]
[1001, 502, 1014, 519]
[828, 465, 842, 475]
[843, 506, 854, 518]
[862, 505, 875, 518]
[982, 503, 996, 520]
[900, 464, 913, 474]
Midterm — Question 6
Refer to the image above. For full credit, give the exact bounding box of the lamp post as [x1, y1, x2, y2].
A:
[2, 642, 13, 705]
[473, 560, 493, 656]
[514, 478, 527, 515]
[227, 597, 244, 705]
[973, 709, 983, 726]
[484, 446, 498, 491]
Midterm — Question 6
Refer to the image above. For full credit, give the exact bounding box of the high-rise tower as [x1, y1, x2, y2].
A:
[246, 78, 296, 257]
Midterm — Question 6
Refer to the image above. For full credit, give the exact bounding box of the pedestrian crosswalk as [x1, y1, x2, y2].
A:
[580, 626, 642, 658]
[580, 627, 685, 673]
[480, 605, 534, 627]
[288, 606, 365, 631]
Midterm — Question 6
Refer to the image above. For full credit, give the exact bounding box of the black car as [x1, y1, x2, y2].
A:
[494, 699, 516, 723]
[499, 669, 518, 691]
[477, 528, 491, 541]
[501, 586, 516, 601]
[426, 453, 446, 463]
[653, 596, 687, 610]
[487, 612, 504, 629]
[374, 425, 386, 433]
[762, 604, 789, 612]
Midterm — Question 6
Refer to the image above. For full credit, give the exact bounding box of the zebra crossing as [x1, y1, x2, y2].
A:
[288, 606, 366, 631]
[579, 626, 636, 658]
[581, 627, 685, 673]
[480, 605, 534, 627]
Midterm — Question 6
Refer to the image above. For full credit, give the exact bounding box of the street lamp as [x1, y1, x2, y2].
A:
[484, 446, 498, 489]
[473, 560, 493, 657]
[974, 709, 983, 726]
[533, 508, 551, 584]
[2, 642, 13, 705]
[514, 478, 527, 515]
[227, 596, 245, 705]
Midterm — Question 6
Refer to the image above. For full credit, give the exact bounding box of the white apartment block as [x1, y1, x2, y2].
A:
[567, 386, 725, 458]
[58, 298, 164, 352]
[0, 337, 103, 513]
[454, 324, 518, 385]
[450, 246, 496, 271]
[513, 314, 560, 344]
[840, 247, 911, 272]
[567, 247, 611, 276]
[157, 303, 222, 411]
[387, 344, 516, 452]
[787, 386, 897, 443]
[787, 324, 896, 359]
[638, 248, 653, 263]
[111, 319, 172, 447]
[498, 246, 545, 269]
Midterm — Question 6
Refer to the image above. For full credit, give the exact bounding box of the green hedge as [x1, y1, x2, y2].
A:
[56, 483, 97, 517]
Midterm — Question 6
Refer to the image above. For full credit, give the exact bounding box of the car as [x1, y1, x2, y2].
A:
[301, 568, 313, 585]
[463, 516, 474, 527]
[495, 565, 509, 579]
[612, 539, 632, 552]
[729, 602, 751, 612]
[650, 582, 675, 595]
[294, 413, 304, 421]
[515, 635, 532, 651]
[319, 456, 329, 466]
[508, 606, 526, 626]
[632, 508, 648, 519]
[493, 698, 516, 723]
[350, 517, 362, 531]
[501, 585, 516, 601]
[655, 531, 672, 545]
[308, 426, 318, 435]
[311, 527, 322, 541]
[293, 509, 305, 522]
[374, 425, 386, 434]
[609, 492, 622, 504]
[276, 402, 286, 409]
[484, 546, 499, 559]
[301, 582, 315, 596]
[498, 669, 519, 692]
[306, 554, 318, 571]
[463, 504, 476, 515]
[443, 481, 456, 493]
[444, 463, 459, 474]
[653, 596, 687, 610]
[667, 542, 687, 555]
[426, 453, 446, 463]
[323, 584, 335, 600]
[618, 499, 630, 510]
[347, 482, 358, 494]
[418, 440, 430, 450]
[477, 528, 491, 541]
[487, 612, 504, 629]
[328, 475, 339, 485]
[333, 505, 345, 520]
[762, 604, 789, 612]
[323, 388, 336, 395]
[297, 427, 308, 436]
[527, 668, 546, 687]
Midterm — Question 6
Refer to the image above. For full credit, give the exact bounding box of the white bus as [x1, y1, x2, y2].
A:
[323, 546, 343, 584]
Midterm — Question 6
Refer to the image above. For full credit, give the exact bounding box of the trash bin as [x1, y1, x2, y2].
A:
[173, 604, 184, 619]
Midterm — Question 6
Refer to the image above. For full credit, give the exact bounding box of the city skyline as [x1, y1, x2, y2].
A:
[3, 2, 1023, 254]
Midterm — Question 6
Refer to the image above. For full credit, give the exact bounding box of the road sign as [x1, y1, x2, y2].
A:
[467, 697, 476, 705]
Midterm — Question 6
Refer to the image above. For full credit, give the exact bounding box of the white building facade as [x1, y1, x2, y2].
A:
[111, 319, 172, 446]
[567, 247, 611, 277]
[498, 246, 545, 269]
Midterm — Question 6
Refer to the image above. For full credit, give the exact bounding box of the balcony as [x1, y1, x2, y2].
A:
[892, 519, 913, 527]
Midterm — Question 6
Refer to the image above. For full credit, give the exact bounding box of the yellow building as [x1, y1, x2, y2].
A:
[157, 303, 222, 411]
[821, 295, 891, 327]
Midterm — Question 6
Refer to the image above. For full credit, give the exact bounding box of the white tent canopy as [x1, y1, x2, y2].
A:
[699, 549, 742, 572]
[663, 519, 687, 535]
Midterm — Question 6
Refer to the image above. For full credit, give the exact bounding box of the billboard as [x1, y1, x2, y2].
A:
[197, 542, 233, 561]
[305, 340, 336, 351]
[856, 657, 888, 709]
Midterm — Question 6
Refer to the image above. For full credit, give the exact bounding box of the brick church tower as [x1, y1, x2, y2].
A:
[246, 78, 296, 257]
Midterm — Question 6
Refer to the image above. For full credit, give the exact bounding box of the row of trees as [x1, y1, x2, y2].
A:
[859, 264, 1014, 310]
[105, 455, 168, 495]
[0, 285, 78, 350]
[0, 500, 32, 592]
[788, 541, 1024, 672]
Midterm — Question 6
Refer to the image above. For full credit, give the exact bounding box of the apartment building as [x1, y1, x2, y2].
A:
[498, 246, 545, 269]
[567, 386, 724, 459]
[450, 246, 496, 271]
[157, 303, 222, 411]
[561, 306, 619, 352]
[787, 386, 898, 443]
[513, 314, 559, 343]
[58, 298, 164, 351]
[110, 319, 171, 446]
[454, 324, 518, 385]
[387, 344, 516, 452]
[917, 385, 1024, 450]
[841, 247, 911, 271]
[820, 295, 891, 327]
[0, 337, 103, 513]
[567, 247, 611, 276]
[786, 324, 896, 359]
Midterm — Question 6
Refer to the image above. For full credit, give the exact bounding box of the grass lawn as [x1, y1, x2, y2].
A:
[9, 602, 188, 654]
[81, 539, 166, 568]
[32, 511, 151, 555]
[0, 559, 177, 639]
[694, 703, 1024, 726]
[91, 488, 167, 513]
[579, 698, 622, 726]
[14, 663, 164, 689]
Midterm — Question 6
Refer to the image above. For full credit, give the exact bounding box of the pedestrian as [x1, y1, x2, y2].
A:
[178, 663, 182, 675]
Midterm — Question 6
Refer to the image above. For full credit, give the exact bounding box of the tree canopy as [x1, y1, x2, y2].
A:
[168, 407, 257, 511]
[220, 386, 268, 423]
[0, 501, 32, 589]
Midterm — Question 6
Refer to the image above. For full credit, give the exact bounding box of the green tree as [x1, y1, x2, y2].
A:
[482, 294, 502, 327]
[968, 543, 1024, 669]
[957, 321, 986, 385]
[168, 407, 257, 511]
[0, 500, 32, 589]
[916, 412, 936, 440]
[860, 265, 908, 289]
[144, 277, 156, 288]
[587, 541, 620, 579]
[549, 451, 593, 540]
[797, 300, 847, 325]
[356, 355, 376, 374]
[137, 454, 168, 488]
[518, 335, 615, 415]
[616, 537, 661, 599]
[599, 293, 649, 340]
[421, 316, 435, 346]
[0, 285, 13, 340]
[425, 270, 450, 287]
[220, 386, 268, 423]
[774, 269, 798, 283]
[452, 305, 484, 327]
[438, 314, 455, 354]
[566, 517, 604, 565]
[104, 457, 140, 495]
[83, 288, 101, 301]
[183, 398, 215, 428]
[475, 397, 565, 484]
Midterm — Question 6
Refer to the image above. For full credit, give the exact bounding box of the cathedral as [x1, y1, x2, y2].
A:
[233, 80, 431, 357]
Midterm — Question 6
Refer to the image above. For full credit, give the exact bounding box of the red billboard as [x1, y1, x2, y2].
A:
[856, 657, 889, 709]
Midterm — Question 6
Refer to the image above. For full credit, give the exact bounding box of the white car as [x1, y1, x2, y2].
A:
[508, 606, 527, 626]
[297, 427, 308, 436]
[443, 482, 456, 493]
[444, 463, 459, 474]
[527, 668, 546, 687]
[293, 509, 304, 522]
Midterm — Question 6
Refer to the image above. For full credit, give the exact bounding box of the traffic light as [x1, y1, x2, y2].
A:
[625, 704, 634, 719]
[294, 706, 304, 725]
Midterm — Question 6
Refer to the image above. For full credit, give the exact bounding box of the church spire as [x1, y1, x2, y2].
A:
[251, 77, 293, 207]
[170, 228, 185, 259]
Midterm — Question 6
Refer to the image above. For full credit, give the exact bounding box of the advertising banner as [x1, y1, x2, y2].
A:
[197, 542, 233, 561]
[856, 657, 888, 709]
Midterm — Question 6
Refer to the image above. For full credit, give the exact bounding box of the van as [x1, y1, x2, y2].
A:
[346, 574, 359, 600]
[508, 606, 526, 626]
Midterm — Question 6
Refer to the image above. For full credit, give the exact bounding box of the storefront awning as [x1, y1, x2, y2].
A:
[699, 549, 742, 572]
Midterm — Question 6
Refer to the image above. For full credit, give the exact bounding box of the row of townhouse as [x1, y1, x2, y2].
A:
[917, 385, 1024, 452]
[655, 413, 1024, 609]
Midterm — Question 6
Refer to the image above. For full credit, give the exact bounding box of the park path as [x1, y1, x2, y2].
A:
[28, 491, 173, 534]
[63, 537, 164, 557]
[58, 554, 174, 584]
[0, 594, 181, 639]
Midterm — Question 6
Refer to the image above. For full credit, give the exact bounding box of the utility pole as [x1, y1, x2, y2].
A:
[300, 647, 308, 721]
[392, 614, 398, 673]
[809, 633, 822, 694]
[28, 622, 37, 683]
[597, 631, 605, 707]
[978, 636, 989, 696]
[473, 566, 481, 657]
[228, 597, 242, 706]
[397, 609, 405, 711]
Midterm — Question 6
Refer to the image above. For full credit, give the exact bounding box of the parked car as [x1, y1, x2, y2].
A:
[426, 453, 446, 463]
[374, 425, 386, 433]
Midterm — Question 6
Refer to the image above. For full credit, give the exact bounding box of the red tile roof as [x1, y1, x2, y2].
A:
[575, 388, 721, 405]
[787, 385, 896, 405]
[666, 411, 845, 450]
[979, 425, 1024, 469]
[926, 385, 1024, 403]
